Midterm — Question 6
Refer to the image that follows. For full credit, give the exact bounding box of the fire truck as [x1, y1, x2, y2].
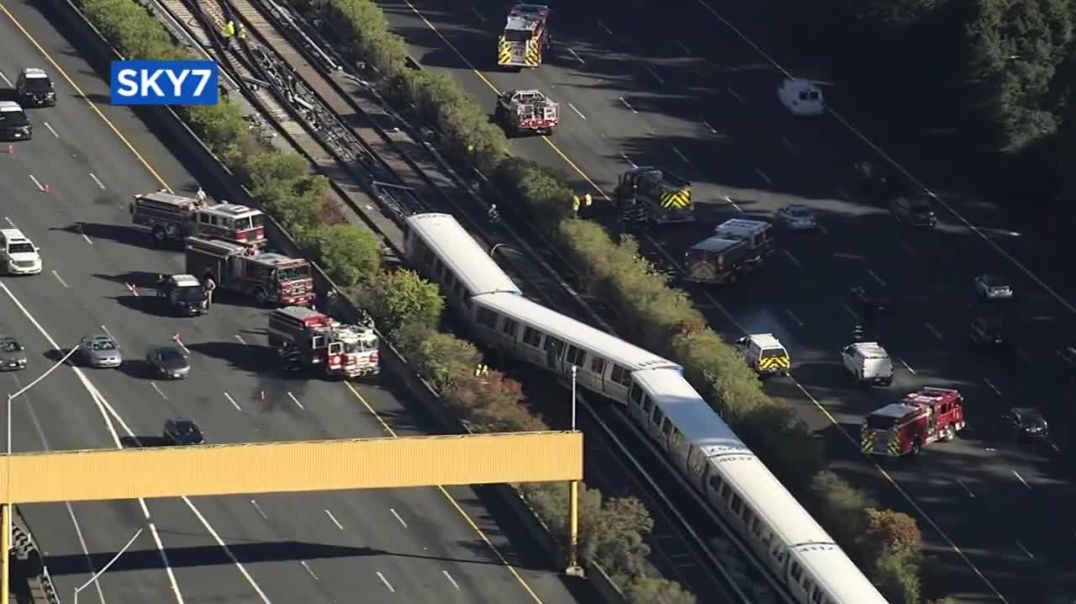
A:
[497, 4, 550, 69]
[130, 191, 266, 247]
[614, 167, 695, 226]
[184, 237, 315, 307]
[682, 236, 758, 285]
[267, 306, 380, 378]
[861, 387, 966, 457]
[494, 89, 559, 137]
[714, 218, 774, 258]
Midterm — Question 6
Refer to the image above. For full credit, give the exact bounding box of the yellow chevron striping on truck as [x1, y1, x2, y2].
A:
[525, 39, 541, 66]
[660, 188, 691, 209]
[757, 355, 790, 372]
[497, 37, 512, 65]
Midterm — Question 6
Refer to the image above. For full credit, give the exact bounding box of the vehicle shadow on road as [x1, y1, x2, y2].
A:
[119, 435, 169, 448]
[114, 294, 181, 319]
[186, 340, 278, 376]
[53, 223, 155, 250]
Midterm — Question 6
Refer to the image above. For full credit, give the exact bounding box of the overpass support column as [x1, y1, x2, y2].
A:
[565, 480, 584, 577]
[2, 504, 10, 604]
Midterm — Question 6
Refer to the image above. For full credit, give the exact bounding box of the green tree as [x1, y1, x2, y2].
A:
[357, 270, 443, 337]
[302, 224, 381, 287]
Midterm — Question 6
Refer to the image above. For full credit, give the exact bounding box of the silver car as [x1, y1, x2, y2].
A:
[776, 204, 817, 231]
[974, 274, 1013, 300]
[79, 335, 122, 368]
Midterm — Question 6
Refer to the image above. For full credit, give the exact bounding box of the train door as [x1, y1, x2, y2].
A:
[543, 336, 565, 373]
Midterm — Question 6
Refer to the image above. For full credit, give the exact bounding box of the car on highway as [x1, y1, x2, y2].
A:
[0, 336, 27, 371]
[849, 285, 892, 316]
[146, 345, 191, 379]
[969, 316, 1005, 346]
[79, 334, 122, 368]
[0, 101, 31, 141]
[163, 418, 204, 446]
[974, 274, 1013, 300]
[1004, 407, 1049, 440]
[890, 195, 937, 227]
[0, 229, 42, 275]
[15, 68, 56, 108]
[775, 204, 818, 231]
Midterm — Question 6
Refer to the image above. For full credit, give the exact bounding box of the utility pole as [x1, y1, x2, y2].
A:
[565, 365, 584, 578]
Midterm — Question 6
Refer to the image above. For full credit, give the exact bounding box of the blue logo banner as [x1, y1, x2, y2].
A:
[110, 60, 219, 106]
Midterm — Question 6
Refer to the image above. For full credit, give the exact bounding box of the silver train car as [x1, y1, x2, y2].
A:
[403, 214, 887, 604]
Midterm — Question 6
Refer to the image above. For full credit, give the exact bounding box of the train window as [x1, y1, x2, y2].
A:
[611, 365, 630, 386]
[463, 297, 473, 310]
[707, 474, 723, 493]
[741, 506, 752, 524]
[453, 280, 464, 298]
[651, 406, 664, 426]
[660, 418, 673, 436]
[641, 395, 653, 414]
[522, 327, 543, 348]
[590, 357, 606, 374]
[544, 337, 564, 354]
[670, 427, 683, 447]
[720, 483, 731, 500]
[445, 274, 457, 291]
[430, 257, 443, 278]
[566, 345, 586, 365]
[476, 308, 498, 329]
[629, 385, 643, 405]
[750, 515, 761, 536]
[501, 318, 518, 338]
[811, 586, 823, 604]
[790, 561, 803, 581]
[730, 493, 742, 514]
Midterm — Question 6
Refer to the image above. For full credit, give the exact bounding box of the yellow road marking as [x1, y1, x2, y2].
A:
[0, 3, 172, 192]
[1, 5, 545, 601]
[345, 383, 543, 603]
[400, 1, 1006, 597]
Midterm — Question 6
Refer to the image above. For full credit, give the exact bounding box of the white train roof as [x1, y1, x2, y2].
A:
[405, 213, 522, 298]
[474, 292, 679, 372]
[632, 369, 749, 456]
[793, 545, 887, 603]
[712, 454, 833, 547]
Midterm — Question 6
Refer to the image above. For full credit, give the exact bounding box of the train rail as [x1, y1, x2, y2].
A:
[159, 0, 783, 599]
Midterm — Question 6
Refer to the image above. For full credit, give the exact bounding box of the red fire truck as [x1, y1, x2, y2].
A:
[861, 387, 966, 457]
[185, 237, 314, 307]
[130, 191, 266, 247]
[267, 306, 380, 378]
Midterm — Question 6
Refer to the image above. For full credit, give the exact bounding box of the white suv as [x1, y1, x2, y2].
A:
[0, 229, 41, 275]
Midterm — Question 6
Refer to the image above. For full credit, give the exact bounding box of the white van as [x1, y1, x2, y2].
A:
[778, 78, 824, 116]
[0, 229, 42, 275]
[841, 341, 892, 386]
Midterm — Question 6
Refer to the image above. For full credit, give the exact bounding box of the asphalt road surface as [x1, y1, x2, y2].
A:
[0, 1, 584, 603]
[376, 0, 1076, 601]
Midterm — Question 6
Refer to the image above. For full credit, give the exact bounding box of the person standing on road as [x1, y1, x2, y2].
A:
[204, 279, 217, 309]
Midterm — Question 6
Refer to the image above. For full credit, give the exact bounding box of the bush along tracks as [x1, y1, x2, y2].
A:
[70, 0, 695, 600]
[291, 0, 938, 601]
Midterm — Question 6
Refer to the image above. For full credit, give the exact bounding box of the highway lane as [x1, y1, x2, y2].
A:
[0, 2, 584, 602]
[378, 0, 1076, 600]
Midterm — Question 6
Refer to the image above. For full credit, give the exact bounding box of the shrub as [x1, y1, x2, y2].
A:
[301, 224, 381, 287]
[354, 269, 444, 338]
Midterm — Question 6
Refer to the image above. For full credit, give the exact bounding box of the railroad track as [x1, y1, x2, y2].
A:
[160, 0, 782, 600]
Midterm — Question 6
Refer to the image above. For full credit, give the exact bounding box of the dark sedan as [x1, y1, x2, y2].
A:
[163, 418, 204, 446]
[146, 346, 191, 379]
[0, 336, 27, 371]
[849, 285, 892, 316]
[1004, 407, 1048, 440]
[969, 316, 1005, 346]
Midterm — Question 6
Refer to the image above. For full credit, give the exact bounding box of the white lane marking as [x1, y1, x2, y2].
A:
[442, 570, 461, 590]
[924, 322, 944, 341]
[620, 152, 637, 168]
[301, 561, 320, 581]
[898, 357, 917, 375]
[224, 392, 242, 412]
[754, 168, 771, 185]
[1014, 539, 1034, 559]
[287, 391, 305, 410]
[567, 48, 584, 64]
[955, 478, 975, 498]
[100, 324, 117, 343]
[390, 508, 408, 528]
[29, 174, 44, 192]
[172, 335, 189, 354]
[151, 382, 167, 400]
[50, 270, 68, 288]
[43, 122, 59, 138]
[676, 40, 693, 55]
[81, 232, 94, 245]
[701, 119, 718, 134]
[250, 499, 268, 520]
[646, 67, 665, 86]
[619, 97, 638, 114]
[567, 102, 586, 120]
[835, 188, 853, 202]
[726, 87, 745, 106]
[672, 146, 689, 163]
[840, 302, 859, 320]
[1012, 470, 1030, 489]
[376, 571, 395, 593]
[866, 269, 887, 287]
[984, 378, 1002, 396]
[783, 308, 805, 328]
[89, 173, 106, 190]
[3, 217, 14, 228]
[181, 496, 272, 601]
[0, 71, 10, 86]
[325, 509, 344, 530]
[0, 281, 188, 603]
[596, 20, 613, 35]
[782, 249, 801, 268]
[468, 5, 486, 22]
[234, 334, 248, 346]
[722, 195, 742, 213]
